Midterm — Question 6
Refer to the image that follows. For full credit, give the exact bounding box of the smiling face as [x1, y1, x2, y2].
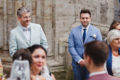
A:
[80, 13, 91, 27]
[110, 38, 120, 49]
[18, 12, 31, 27]
[31, 48, 46, 73]
[116, 24, 120, 31]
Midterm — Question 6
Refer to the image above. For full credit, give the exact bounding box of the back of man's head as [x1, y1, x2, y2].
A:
[84, 40, 109, 67]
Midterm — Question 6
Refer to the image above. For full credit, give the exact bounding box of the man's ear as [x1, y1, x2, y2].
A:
[84, 54, 92, 64]
[17, 16, 21, 21]
[87, 56, 92, 64]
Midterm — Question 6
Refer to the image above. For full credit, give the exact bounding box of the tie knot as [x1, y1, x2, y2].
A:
[84, 28, 86, 31]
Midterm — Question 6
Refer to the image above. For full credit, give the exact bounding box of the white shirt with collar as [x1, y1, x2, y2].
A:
[77, 24, 90, 64]
[112, 55, 120, 77]
[18, 23, 31, 43]
[81, 24, 90, 35]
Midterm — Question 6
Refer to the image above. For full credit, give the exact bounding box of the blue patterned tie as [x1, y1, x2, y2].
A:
[83, 29, 86, 43]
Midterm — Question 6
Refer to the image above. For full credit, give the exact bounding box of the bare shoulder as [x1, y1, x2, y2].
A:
[39, 76, 46, 80]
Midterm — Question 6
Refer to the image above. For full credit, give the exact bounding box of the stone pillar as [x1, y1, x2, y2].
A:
[114, 0, 120, 21]
[0, 0, 4, 49]
[3, 0, 7, 50]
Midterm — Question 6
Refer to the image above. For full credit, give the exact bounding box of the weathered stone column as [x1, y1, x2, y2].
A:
[3, 0, 7, 50]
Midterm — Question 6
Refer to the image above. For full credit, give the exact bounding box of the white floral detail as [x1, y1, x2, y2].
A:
[92, 34, 96, 38]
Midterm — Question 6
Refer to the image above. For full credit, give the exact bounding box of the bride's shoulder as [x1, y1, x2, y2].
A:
[37, 75, 46, 80]
[31, 75, 45, 80]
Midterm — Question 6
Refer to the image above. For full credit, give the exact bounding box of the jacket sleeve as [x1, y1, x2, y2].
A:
[9, 31, 17, 56]
[39, 25, 48, 50]
[68, 31, 82, 63]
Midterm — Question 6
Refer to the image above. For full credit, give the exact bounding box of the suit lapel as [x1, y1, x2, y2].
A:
[17, 26, 30, 46]
[78, 25, 84, 45]
[84, 25, 92, 43]
[30, 24, 34, 45]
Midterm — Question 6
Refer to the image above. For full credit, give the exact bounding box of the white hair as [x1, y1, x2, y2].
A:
[107, 29, 120, 44]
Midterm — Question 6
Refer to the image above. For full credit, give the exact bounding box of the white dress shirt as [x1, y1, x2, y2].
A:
[18, 23, 31, 43]
[18, 22, 31, 43]
[22, 26, 31, 42]
[112, 55, 120, 77]
[81, 24, 89, 35]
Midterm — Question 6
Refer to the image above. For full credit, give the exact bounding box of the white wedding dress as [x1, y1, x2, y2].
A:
[41, 66, 53, 80]
[36, 66, 53, 80]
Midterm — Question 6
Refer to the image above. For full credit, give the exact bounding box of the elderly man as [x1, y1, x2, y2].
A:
[68, 9, 102, 80]
[84, 40, 120, 80]
[9, 7, 48, 56]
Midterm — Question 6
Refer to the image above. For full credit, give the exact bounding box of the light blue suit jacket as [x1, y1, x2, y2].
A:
[9, 23, 48, 56]
[68, 24, 102, 63]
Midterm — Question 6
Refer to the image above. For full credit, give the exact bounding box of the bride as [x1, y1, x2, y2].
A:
[12, 45, 56, 80]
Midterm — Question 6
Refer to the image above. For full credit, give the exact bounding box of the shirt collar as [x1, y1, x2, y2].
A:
[81, 24, 90, 30]
[18, 22, 31, 30]
[22, 25, 30, 30]
[89, 71, 107, 77]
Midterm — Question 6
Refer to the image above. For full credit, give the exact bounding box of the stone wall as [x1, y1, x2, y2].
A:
[114, 0, 120, 21]
[0, 0, 115, 80]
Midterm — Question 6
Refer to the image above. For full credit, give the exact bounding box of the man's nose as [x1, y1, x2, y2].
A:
[84, 18, 87, 21]
[26, 17, 31, 20]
